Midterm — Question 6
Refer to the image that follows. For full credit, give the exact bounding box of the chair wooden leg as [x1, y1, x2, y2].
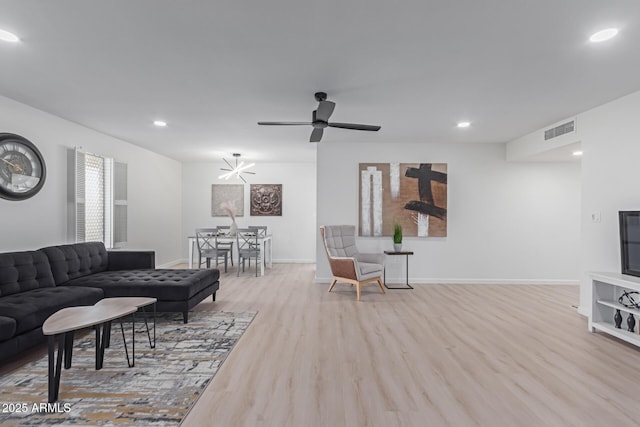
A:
[328, 278, 338, 293]
[356, 283, 361, 301]
[377, 278, 386, 294]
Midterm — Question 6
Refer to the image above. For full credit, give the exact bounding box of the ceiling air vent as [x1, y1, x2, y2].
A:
[544, 120, 575, 141]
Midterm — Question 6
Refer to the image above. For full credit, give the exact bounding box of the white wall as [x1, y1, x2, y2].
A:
[579, 90, 640, 313]
[181, 161, 316, 263]
[316, 141, 581, 284]
[0, 95, 183, 266]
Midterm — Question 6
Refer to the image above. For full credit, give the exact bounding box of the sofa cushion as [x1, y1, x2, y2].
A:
[0, 286, 104, 335]
[62, 269, 220, 301]
[0, 250, 55, 297]
[41, 242, 108, 285]
[0, 316, 17, 342]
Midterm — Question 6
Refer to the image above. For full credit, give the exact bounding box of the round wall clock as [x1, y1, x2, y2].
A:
[0, 133, 46, 201]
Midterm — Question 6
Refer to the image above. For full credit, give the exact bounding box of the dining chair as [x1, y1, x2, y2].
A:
[320, 225, 385, 301]
[236, 228, 261, 277]
[216, 225, 234, 266]
[195, 228, 229, 273]
[248, 225, 268, 237]
[248, 226, 268, 266]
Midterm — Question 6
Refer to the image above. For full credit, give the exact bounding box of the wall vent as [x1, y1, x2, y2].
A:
[544, 120, 575, 141]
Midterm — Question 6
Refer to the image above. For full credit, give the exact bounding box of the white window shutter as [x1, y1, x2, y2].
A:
[67, 148, 126, 248]
[113, 161, 128, 247]
[67, 148, 87, 243]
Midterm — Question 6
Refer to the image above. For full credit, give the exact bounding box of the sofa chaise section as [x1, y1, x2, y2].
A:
[41, 242, 220, 323]
[62, 269, 218, 323]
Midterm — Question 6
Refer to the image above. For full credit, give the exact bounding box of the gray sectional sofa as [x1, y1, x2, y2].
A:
[0, 242, 219, 364]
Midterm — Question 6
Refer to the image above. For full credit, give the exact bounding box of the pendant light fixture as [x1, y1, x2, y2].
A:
[219, 153, 255, 183]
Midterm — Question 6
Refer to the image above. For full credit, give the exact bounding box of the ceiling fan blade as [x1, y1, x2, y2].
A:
[315, 101, 335, 122]
[310, 128, 323, 142]
[328, 122, 381, 131]
[257, 121, 311, 126]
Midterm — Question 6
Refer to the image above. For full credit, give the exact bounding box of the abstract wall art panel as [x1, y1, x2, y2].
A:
[211, 184, 244, 217]
[250, 184, 282, 216]
[358, 163, 447, 237]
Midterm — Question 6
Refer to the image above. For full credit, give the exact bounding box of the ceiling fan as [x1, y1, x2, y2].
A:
[258, 92, 381, 142]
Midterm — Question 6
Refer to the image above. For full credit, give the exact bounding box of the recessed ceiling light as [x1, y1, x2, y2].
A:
[153, 120, 167, 127]
[589, 28, 618, 43]
[572, 151, 583, 156]
[0, 29, 20, 43]
[457, 121, 471, 128]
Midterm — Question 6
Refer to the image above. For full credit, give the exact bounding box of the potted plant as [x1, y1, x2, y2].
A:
[393, 222, 403, 252]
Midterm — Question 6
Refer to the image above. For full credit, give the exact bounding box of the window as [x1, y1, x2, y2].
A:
[68, 148, 127, 248]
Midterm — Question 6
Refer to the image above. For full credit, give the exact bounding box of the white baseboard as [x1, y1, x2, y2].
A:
[314, 276, 580, 285]
[272, 259, 315, 264]
[577, 306, 589, 317]
[157, 259, 185, 268]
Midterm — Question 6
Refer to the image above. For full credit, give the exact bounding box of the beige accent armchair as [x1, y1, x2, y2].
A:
[320, 225, 386, 301]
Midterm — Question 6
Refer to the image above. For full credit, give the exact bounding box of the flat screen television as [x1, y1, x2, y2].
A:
[619, 211, 640, 277]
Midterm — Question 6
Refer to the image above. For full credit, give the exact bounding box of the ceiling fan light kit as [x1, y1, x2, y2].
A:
[258, 92, 381, 142]
[219, 153, 255, 183]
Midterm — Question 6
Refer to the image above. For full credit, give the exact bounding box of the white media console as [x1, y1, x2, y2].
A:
[590, 272, 640, 346]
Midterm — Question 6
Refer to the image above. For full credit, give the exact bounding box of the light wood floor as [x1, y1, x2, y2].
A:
[179, 264, 640, 427]
[4, 264, 640, 426]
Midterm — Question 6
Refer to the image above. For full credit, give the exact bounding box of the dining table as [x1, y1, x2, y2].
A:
[187, 233, 273, 276]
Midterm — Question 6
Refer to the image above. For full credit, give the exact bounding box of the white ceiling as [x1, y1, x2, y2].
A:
[1, 1, 639, 163]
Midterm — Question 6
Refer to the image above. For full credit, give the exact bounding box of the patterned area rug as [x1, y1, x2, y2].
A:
[0, 310, 256, 426]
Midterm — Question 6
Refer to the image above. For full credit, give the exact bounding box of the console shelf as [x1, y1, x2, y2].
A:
[591, 321, 639, 341]
[590, 272, 640, 347]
